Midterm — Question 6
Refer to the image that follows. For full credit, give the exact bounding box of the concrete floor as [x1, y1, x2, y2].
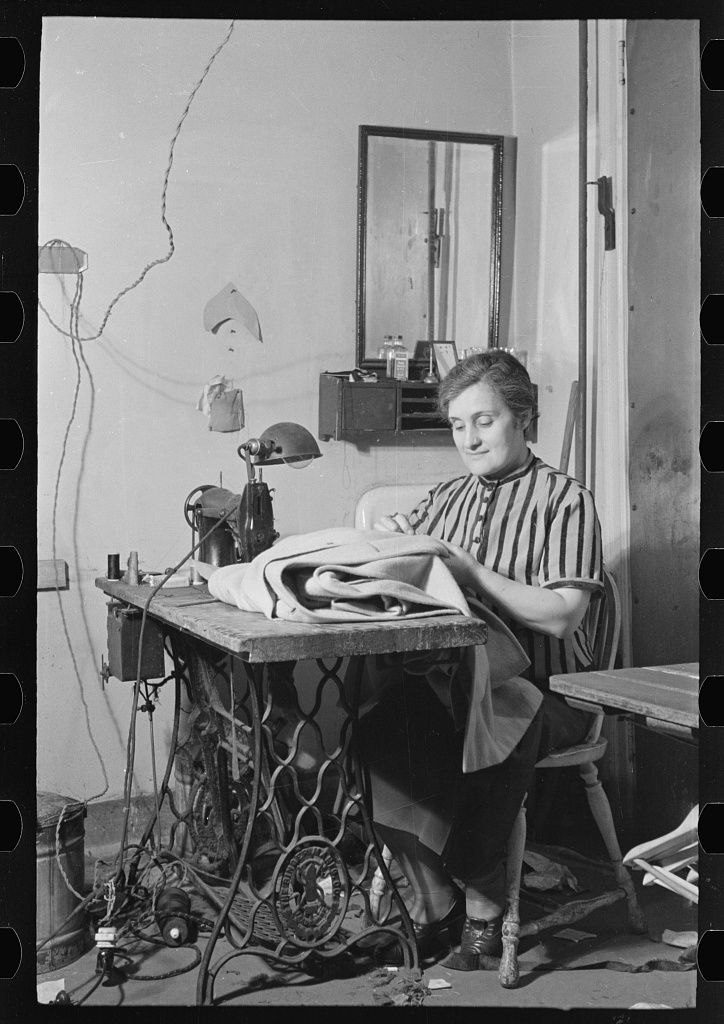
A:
[38, 856, 696, 1009]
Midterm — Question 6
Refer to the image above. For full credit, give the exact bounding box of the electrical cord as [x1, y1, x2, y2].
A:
[67, 973, 106, 1006]
[119, 935, 203, 982]
[35, 842, 165, 952]
[50, 264, 111, 806]
[46, 258, 110, 903]
[53, 804, 88, 902]
[47, 860, 212, 1004]
[41, 20, 239, 878]
[38, 19, 236, 344]
[55, 937, 204, 1005]
[41, 843, 232, 1005]
[157, 848, 242, 889]
[43, 462, 239, 991]
[40, 23, 242, 920]
[42, 17, 238, 806]
[141, 679, 164, 853]
[115, 505, 239, 884]
[35, 891, 96, 953]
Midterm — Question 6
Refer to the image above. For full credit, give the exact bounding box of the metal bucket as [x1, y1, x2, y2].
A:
[36, 792, 90, 974]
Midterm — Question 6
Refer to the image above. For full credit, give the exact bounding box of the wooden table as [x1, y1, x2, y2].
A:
[95, 577, 487, 1005]
[549, 662, 698, 740]
[95, 578, 484, 662]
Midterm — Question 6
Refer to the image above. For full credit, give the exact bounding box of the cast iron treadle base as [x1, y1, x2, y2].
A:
[227, 887, 360, 949]
[155, 635, 418, 1004]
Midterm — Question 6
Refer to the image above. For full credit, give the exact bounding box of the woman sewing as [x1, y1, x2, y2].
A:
[361, 349, 604, 970]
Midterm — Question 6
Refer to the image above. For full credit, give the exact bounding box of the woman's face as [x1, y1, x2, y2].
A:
[447, 380, 530, 480]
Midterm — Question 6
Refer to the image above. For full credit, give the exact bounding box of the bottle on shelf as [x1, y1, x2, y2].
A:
[377, 335, 395, 377]
[391, 335, 409, 381]
[386, 337, 397, 378]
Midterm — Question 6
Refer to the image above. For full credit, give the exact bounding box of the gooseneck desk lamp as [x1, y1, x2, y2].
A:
[184, 422, 322, 569]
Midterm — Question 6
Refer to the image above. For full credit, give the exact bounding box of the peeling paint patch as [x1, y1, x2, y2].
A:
[633, 445, 694, 482]
[671, 455, 692, 474]
[643, 449, 666, 474]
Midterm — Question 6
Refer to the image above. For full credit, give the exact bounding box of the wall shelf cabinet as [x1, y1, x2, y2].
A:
[318, 372, 451, 442]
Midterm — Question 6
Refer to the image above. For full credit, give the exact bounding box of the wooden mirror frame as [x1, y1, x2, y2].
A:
[355, 124, 509, 375]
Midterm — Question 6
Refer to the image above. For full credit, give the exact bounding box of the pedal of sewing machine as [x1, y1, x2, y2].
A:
[225, 885, 363, 949]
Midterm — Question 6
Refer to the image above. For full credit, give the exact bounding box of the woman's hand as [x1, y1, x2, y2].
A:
[373, 513, 415, 534]
[434, 539, 478, 587]
[435, 541, 592, 639]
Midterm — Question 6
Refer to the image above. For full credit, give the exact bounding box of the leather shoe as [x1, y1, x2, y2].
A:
[373, 898, 465, 965]
[440, 915, 504, 971]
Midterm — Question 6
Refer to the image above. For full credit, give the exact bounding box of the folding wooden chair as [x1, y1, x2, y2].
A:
[622, 806, 698, 905]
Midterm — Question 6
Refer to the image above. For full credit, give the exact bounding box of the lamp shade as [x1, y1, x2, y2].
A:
[253, 422, 322, 466]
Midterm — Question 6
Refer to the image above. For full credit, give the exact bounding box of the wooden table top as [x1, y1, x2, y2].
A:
[95, 578, 487, 663]
[549, 663, 699, 729]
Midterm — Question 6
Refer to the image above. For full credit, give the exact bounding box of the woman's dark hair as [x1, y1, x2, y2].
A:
[437, 350, 538, 436]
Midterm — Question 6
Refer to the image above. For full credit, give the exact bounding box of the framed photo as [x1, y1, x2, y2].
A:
[432, 342, 459, 379]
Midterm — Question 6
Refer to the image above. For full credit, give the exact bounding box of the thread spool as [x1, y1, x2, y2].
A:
[155, 886, 191, 946]
[107, 554, 121, 580]
[127, 550, 139, 586]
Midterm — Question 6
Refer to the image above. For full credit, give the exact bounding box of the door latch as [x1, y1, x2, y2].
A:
[591, 175, 616, 251]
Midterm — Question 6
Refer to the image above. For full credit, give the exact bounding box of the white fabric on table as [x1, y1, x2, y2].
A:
[203, 528, 543, 772]
[205, 527, 471, 622]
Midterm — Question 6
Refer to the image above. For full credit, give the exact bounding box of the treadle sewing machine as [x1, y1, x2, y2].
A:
[183, 421, 325, 569]
[96, 434, 489, 1004]
[97, 576, 487, 1003]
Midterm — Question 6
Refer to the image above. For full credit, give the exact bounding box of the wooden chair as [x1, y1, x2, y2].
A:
[356, 489, 647, 974]
[499, 568, 647, 988]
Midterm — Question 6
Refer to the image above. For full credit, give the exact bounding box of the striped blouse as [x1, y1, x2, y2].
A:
[406, 450, 604, 689]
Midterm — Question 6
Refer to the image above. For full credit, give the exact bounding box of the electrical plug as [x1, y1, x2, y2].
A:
[94, 925, 117, 975]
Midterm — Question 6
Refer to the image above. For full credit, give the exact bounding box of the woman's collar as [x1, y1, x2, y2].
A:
[476, 449, 536, 487]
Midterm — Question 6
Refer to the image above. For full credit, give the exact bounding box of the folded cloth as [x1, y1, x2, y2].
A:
[206, 527, 542, 771]
[459, 647, 542, 772]
[206, 527, 472, 623]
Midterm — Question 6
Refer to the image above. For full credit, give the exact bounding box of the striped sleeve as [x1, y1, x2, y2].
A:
[406, 485, 439, 533]
[540, 485, 603, 591]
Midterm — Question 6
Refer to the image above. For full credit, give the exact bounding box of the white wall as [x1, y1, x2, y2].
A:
[511, 21, 580, 469]
[38, 18, 529, 800]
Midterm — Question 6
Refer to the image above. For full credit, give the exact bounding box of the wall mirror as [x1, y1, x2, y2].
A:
[356, 125, 511, 373]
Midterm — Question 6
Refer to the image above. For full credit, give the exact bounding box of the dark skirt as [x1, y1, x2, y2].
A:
[357, 672, 589, 881]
